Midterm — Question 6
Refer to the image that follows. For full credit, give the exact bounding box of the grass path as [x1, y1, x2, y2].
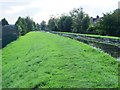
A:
[2, 31, 118, 88]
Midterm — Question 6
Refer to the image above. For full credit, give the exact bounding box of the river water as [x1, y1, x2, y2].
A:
[77, 38, 120, 61]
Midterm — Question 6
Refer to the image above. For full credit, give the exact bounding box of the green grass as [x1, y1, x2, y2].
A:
[2, 31, 118, 88]
[59, 32, 120, 40]
[0, 50, 2, 90]
[83, 34, 120, 40]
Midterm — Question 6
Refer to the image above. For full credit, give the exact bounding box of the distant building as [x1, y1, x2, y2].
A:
[90, 15, 102, 24]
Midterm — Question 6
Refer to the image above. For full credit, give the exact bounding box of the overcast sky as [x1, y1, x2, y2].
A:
[0, 0, 119, 24]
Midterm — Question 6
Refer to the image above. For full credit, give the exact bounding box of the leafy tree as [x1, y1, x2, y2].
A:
[15, 17, 27, 35]
[57, 16, 65, 32]
[70, 8, 90, 33]
[15, 16, 39, 36]
[98, 9, 120, 36]
[25, 17, 35, 32]
[82, 14, 90, 33]
[63, 16, 72, 32]
[1, 18, 9, 26]
[35, 23, 40, 31]
[48, 17, 58, 31]
[40, 20, 46, 30]
[58, 15, 72, 32]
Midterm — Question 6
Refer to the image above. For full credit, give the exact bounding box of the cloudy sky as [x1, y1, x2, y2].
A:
[0, 0, 119, 24]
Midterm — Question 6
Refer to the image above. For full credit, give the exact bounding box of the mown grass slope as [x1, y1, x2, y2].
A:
[2, 31, 118, 88]
[0, 50, 2, 90]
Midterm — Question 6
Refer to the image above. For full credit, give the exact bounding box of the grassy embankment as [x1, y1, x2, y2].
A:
[0, 50, 2, 90]
[2, 31, 118, 88]
[58, 32, 120, 40]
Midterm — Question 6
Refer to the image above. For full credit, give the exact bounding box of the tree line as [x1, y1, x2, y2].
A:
[1, 7, 120, 37]
[40, 8, 120, 37]
[15, 17, 40, 36]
